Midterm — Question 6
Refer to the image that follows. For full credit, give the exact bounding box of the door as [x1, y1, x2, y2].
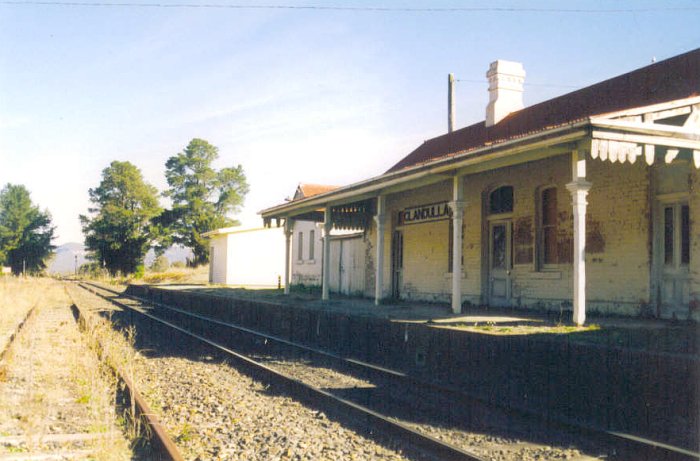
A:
[340, 239, 351, 294]
[488, 221, 512, 307]
[656, 202, 690, 319]
[391, 230, 403, 299]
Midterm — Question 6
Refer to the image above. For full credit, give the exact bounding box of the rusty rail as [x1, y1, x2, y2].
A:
[87, 280, 700, 461]
[0, 305, 38, 362]
[79, 281, 487, 461]
[67, 283, 184, 461]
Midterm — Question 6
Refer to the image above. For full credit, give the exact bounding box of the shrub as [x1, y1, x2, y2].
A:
[150, 255, 170, 273]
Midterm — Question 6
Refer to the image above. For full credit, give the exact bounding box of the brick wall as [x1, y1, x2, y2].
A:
[385, 182, 453, 302]
[291, 220, 323, 286]
[364, 151, 696, 317]
[585, 158, 651, 315]
[690, 165, 700, 321]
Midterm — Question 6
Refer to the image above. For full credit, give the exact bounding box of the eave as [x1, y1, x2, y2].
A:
[260, 121, 590, 222]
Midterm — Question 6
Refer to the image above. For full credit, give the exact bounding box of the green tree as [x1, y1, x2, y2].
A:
[0, 184, 55, 275]
[80, 161, 162, 276]
[162, 138, 248, 266]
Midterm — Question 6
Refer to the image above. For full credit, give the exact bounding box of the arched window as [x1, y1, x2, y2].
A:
[489, 186, 513, 215]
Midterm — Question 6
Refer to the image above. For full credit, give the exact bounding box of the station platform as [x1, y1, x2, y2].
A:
[126, 282, 699, 452]
[139, 283, 694, 349]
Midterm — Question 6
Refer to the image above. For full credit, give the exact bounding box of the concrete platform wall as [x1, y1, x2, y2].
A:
[127, 285, 699, 452]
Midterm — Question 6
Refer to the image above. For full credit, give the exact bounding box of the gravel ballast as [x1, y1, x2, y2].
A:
[69, 284, 427, 461]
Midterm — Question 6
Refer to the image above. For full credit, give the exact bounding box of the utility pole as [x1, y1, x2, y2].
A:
[448, 73, 455, 133]
[75, 254, 78, 276]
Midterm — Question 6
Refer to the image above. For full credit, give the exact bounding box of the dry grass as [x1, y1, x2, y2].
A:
[139, 265, 209, 285]
[71, 264, 210, 286]
[0, 277, 53, 351]
[0, 279, 134, 459]
[78, 310, 144, 449]
[444, 322, 602, 335]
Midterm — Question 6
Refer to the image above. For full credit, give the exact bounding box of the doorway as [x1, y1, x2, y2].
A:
[488, 220, 513, 306]
[655, 200, 690, 319]
[485, 185, 514, 307]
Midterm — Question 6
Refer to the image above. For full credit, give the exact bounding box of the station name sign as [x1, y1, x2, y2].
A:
[398, 201, 451, 225]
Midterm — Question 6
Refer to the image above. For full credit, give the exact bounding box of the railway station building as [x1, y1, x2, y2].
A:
[261, 49, 700, 324]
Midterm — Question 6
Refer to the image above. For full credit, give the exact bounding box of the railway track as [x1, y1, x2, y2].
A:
[77, 281, 700, 461]
[67, 284, 184, 461]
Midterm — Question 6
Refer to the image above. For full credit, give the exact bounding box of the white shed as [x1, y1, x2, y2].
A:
[203, 226, 285, 287]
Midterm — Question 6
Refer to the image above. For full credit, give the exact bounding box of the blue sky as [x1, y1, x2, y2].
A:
[1, 0, 698, 244]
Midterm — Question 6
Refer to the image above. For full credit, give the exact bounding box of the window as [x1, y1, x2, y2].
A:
[540, 187, 558, 266]
[664, 206, 674, 265]
[308, 230, 315, 260]
[489, 186, 513, 215]
[664, 204, 690, 267]
[297, 231, 304, 262]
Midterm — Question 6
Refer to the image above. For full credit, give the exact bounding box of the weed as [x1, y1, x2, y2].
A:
[176, 421, 194, 442]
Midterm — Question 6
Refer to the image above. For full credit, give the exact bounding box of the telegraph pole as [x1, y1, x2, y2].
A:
[448, 73, 455, 133]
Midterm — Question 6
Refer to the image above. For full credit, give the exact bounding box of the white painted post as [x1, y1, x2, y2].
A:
[283, 218, 293, 295]
[450, 176, 465, 314]
[322, 207, 332, 301]
[566, 150, 592, 326]
[374, 195, 386, 306]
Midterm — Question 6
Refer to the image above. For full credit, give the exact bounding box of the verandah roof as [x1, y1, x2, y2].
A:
[260, 49, 700, 223]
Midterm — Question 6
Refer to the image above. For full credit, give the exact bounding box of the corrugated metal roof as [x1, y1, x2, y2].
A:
[294, 183, 339, 200]
[387, 48, 700, 173]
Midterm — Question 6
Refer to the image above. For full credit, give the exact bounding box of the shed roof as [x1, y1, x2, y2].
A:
[293, 183, 339, 200]
[387, 48, 700, 173]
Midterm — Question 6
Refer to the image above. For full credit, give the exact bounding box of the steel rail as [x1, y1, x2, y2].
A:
[0, 304, 38, 362]
[77, 282, 487, 461]
[68, 285, 185, 461]
[83, 281, 700, 461]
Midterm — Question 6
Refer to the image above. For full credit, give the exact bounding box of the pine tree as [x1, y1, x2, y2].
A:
[162, 138, 249, 266]
[80, 161, 162, 275]
[0, 184, 55, 275]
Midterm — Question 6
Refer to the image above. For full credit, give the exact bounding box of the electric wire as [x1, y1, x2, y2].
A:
[2, 1, 700, 13]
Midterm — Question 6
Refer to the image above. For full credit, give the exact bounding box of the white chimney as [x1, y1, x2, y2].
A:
[485, 60, 525, 127]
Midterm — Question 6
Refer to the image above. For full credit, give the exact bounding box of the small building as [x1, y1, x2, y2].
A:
[262, 49, 700, 323]
[288, 184, 336, 287]
[203, 226, 285, 287]
[204, 184, 362, 290]
[284, 184, 366, 295]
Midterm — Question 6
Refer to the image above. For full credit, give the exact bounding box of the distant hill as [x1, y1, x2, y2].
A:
[144, 245, 193, 267]
[48, 242, 88, 275]
[48, 242, 193, 274]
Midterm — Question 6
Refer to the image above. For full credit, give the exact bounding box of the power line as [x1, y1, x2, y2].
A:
[1, 1, 700, 13]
